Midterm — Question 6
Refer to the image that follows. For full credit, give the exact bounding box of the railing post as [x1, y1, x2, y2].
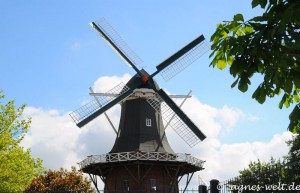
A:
[198, 184, 207, 193]
[210, 179, 220, 193]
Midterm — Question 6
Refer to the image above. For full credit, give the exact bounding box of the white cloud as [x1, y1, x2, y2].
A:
[251, 132, 292, 161]
[200, 131, 293, 184]
[246, 114, 260, 121]
[92, 73, 131, 93]
[21, 74, 294, 189]
[22, 106, 120, 170]
[216, 105, 244, 132]
[22, 107, 82, 169]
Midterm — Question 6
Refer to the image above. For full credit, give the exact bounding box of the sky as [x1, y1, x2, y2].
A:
[0, 0, 295, 189]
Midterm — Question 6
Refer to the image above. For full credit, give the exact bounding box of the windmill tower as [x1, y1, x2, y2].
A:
[70, 18, 209, 193]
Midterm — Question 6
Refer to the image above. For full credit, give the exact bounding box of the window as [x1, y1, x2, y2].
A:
[150, 179, 157, 191]
[122, 180, 130, 192]
[146, 118, 152, 127]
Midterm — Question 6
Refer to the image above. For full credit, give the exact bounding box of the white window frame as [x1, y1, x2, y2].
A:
[146, 118, 152, 127]
[122, 180, 130, 192]
[150, 179, 157, 191]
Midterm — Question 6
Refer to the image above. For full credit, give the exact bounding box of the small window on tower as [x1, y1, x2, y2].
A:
[122, 180, 130, 192]
[150, 179, 157, 191]
[146, 118, 151, 127]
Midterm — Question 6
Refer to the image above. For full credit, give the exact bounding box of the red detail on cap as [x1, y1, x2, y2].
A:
[141, 75, 149, 84]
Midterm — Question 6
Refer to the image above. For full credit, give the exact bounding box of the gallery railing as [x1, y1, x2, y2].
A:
[78, 152, 205, 169]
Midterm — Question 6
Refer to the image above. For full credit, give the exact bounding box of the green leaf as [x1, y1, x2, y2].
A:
[252, 0, 260, 8]
[227, 56, 234, 65]
[294, 93, 300, 103]
[289, 103, 300, 120]
[210, 29, 222, 43]
[257, 62, 264, 73]
[283, 94, 292, 108]
[231, 78, 239, 88]
[229, 60, 241, 77]
[271, 71, 281, 85]
[216, 23, 223, 28]
[237, 29, 243, 36]
[259, 0, 267, 8]
[252, 85, 266, 104]
[243, 26, 254, 34]
[217, 60, 227, 70]
[293, 71, 300, 88]
[240, 73, 251, 92]
[274, 87, 282, 95]
[284, 79, 293, 94]
[288, 104, 300, 133]
[238, 81, 248, 92]
[251, 16, 264, 22]
[223, 26, 230, 34]
[234, 14, 244, 22]
[279, 94, 287, 109]
[222, 31, 228, 38]
[209, 50, 215, 58]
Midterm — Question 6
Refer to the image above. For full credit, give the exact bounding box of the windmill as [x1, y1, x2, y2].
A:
[70, 18, 209, 193]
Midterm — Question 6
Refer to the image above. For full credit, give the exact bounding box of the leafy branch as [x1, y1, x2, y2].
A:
[210, 0, 300, 133]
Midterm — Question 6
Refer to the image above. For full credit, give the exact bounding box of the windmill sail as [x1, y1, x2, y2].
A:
[146, 90, 206, 147]
[91, 18, 143, 71]
[70, 83, 129, 125]
[155, 35, 210, 81]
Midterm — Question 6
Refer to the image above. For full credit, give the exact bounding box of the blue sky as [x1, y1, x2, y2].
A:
[1, 0, 294, 187]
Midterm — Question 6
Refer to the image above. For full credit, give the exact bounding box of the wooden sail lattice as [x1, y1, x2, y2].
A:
[70, 83, 129, 124]
[146, 96, 200, 147]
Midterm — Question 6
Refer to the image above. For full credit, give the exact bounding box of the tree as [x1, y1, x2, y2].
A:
[228, 136, 300, 192]
[210, 0, 300, 133]
[284, 134, 300, 185]
[0, 90, 44, 191]
[26, 166, 94, 191]
[238, 158, 284, 187]
[229, 158, 300, 192]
